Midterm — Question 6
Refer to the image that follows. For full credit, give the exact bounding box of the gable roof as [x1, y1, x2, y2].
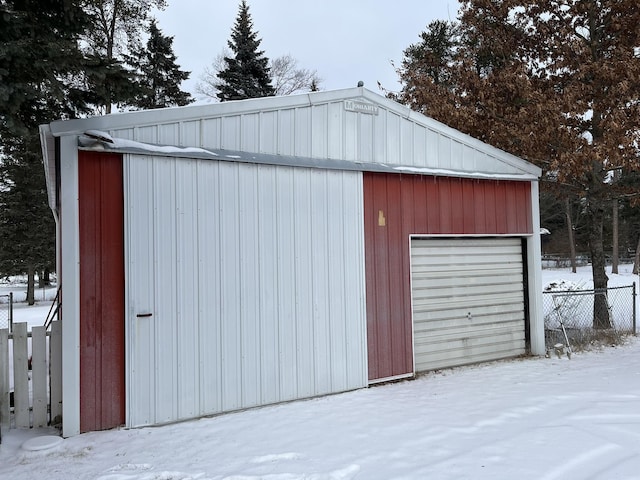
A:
[41, 86, 541, 211]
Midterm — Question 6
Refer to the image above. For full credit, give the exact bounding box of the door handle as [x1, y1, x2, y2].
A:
[136, 313, 153, 318]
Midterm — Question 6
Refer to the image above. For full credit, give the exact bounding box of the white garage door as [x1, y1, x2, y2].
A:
[411, 237, 526, 372]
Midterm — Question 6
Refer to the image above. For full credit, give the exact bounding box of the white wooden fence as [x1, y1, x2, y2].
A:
[0, 321, 62, 431]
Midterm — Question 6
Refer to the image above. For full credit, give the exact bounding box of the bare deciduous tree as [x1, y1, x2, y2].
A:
[269, 54, 321, 96]
[197, 51, 321, 100]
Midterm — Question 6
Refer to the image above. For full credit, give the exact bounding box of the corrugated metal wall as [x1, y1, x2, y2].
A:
[78, 151, 125, 432]
[364, 173, 532, 382]
[125, 154, 367, 427]
[107, 99, 529, 177]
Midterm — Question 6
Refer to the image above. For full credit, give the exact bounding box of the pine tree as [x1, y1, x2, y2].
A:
[82, 0, 167, 113]
[0, 0, 88, 304]
[397, 0, 640, 329]
[217, 0, 275, 101]
[131, 20, 193, 109]
[0, 135, 56, 304]
[0, 0, 89, 136]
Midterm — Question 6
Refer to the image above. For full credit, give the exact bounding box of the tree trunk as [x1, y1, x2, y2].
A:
[27, 265, 35, 306]
[612, 199, 619, 274]
[38, 269, 45, 289]
[565, 197, 577, 273]
[633, 235, 640, 274]
[586, 199, 611, 329]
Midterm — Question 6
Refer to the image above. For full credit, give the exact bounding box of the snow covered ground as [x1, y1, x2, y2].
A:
[0, 265, 639, 479]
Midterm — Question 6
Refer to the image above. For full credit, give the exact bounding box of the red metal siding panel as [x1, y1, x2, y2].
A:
[78, 151, 125, 432]
[364, 173, 533, 381]
[473, 181, 488, 233]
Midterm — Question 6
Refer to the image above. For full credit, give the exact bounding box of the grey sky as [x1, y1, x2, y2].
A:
[154, 1, 460, 98]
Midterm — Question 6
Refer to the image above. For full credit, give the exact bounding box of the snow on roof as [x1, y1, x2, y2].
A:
[41, 87, 542, 213]
[76, 132, 540, 183]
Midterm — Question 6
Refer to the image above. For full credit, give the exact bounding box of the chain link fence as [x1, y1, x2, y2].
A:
[0, 293, 13, 332]
[543, 284, 637, 351]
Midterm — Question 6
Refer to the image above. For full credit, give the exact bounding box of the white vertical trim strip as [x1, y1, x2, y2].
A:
[527, 181, 545, 355]
[59, 135, 80, 437]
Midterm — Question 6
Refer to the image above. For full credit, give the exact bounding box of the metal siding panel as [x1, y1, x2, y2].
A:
[450, 140, 464, 170]
[259, 110, 278, 154]
[523, 184, 533, 233]
[462, 180, 476, 232]
[197, 161, 223, 413]
[386, 177, 411, 376]
[438, 135, 452, 169]
[295, 107, 312, 157]
[78, 151, 125, 432]
[241, 113, 260, 152]
[201, 118, 222, 149]
[401, 117, 413, 164]
[181, 120, 200, 147]
[239, 164, 261, 408]
[483, 181, 500, 233]
[221, 115, 241, 150]
[311, 104, 328, 158]
[327, 171, 348, 392]
[495, 182, 509, 232]
[387, 178, 411, 376]
[386, 112, 401, 165]
[257, 167, 280, 404]
[463, 144, 477, 171]
[473, 181, 488, 233]
[363, 175, 380, 379]
[342, 172, 366, 387]
[310, 169, 331, 394]
[293, 168, 315, 397]
[125, 155, 156, 427]
[110, 128, 134, 139]
[152, 157, 178, 423]
[366, 175, 392, 379]
[136, 125, 157, 143]
[219, 162, 242, 411]
[359, 114, 374, 162]
[175, 160, 199, 419]
[438, 177, 453, 232]
[426, 177, 440, 232]
[158, 123, 180, 146]
[328, 102, 343, 159]
[413, 124, 427, 168]
[449, 179, 465, 232]
[373, 109, 387, 163]
[345, 111, 358, 161]
[278, 109, 295, 156]
[275, 168, 298, 401]
[426, 129, 438, 164]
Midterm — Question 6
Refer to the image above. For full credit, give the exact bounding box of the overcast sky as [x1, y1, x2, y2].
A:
[153, 1, 461, 99]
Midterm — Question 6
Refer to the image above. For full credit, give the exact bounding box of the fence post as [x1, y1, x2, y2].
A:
[32, 326, 48, 427]
[50, 320, 63, 427]
[8, 292, 12, 333]
[0, 328, 9, 437]
[633, 282, 637, 335]
[12, 322, 30, 428]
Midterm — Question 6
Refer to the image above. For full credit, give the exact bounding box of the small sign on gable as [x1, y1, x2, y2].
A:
[344, 100, 379, 115]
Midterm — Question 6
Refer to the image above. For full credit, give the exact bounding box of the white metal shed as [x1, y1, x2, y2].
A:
[40, 86, 544, 437]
